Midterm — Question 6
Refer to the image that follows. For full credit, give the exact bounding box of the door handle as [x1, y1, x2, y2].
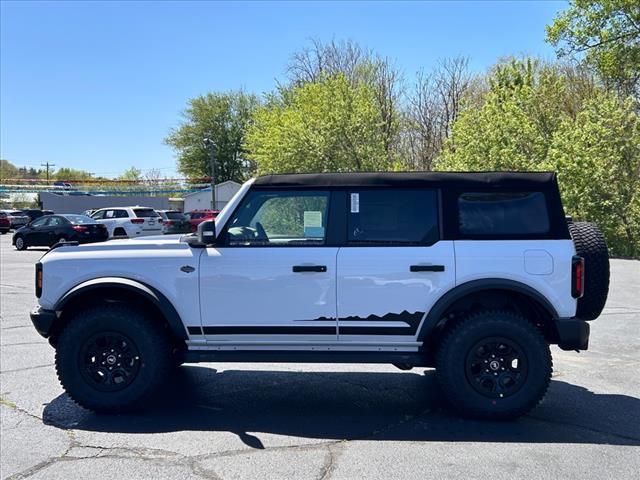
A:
[410, 265, 445, 272]
[292, 265, 327, 273]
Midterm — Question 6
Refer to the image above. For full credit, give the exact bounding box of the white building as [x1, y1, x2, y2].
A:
[183, 181, 242, 212]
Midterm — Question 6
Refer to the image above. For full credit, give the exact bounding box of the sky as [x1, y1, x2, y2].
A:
[1, 0, 566, 179]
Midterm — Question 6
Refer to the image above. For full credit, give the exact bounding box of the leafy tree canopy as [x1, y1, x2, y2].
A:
[546, 0, 640, 97]
[245, 74, 397, 174]
[165, 91, 260, 183]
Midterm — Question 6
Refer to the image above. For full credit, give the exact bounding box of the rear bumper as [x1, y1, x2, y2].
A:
[30, 307, 57, 338]
[554, 318, 590, 351]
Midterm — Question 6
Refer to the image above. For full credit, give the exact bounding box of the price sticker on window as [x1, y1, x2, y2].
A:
[350, 193, 360, 213]
[304, 211, 324, 237]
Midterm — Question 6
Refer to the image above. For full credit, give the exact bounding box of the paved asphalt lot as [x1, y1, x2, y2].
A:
[0, 234, 639, 480]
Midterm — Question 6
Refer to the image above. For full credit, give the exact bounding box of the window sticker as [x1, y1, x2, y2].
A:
[303, 211, 324, 237]
[350, 193, 360, 213]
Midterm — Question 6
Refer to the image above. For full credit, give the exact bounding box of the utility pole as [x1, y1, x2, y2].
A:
[41, 162, 56, 184]
[203, 138, 216, 210]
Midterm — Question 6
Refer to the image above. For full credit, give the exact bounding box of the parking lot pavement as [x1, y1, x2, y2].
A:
[0, 233, 639, 480]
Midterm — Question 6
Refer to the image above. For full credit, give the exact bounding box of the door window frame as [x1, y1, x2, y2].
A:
[216, 187, 443, 248]
[217, 187, 334, 248]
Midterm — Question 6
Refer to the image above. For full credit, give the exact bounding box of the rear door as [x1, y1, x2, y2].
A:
[336, 188, 455, 349]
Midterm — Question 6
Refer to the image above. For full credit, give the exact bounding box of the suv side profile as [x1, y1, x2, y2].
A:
[90, 206, 162, 238]
[30, 172, 609, 419]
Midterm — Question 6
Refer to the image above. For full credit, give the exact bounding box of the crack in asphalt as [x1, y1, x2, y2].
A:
[1, 363, 54, 374]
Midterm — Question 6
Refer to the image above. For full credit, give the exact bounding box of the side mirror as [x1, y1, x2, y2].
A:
[197, 220, 216, 245]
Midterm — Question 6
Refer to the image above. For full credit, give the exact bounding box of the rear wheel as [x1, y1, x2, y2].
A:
[14, 235, 27, 250]
[113, 227, 128, 238]
[55, 304, 172, 413]
[436, 310, 551, 420]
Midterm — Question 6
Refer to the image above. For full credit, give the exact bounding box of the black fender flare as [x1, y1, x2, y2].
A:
[55, 277, 188, 340]
[418, 278, 559, 341]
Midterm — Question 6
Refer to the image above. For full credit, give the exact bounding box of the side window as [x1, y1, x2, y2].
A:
[91, 210, 104, 219]
[47, 217, 63, 226]
[458, 192, 550, 235]
[226, 190, 329, 246]
[114, 210, 129, 218]
[30, 217, 48, 228]
[347, 189, 439, 245]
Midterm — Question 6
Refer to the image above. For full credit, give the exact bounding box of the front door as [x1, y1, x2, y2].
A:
[336, 188, 456, 349]
[198, 189, 338, 346]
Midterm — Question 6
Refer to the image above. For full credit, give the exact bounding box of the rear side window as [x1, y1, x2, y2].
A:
[347, 189, 439, 245]
[164, 211, 184, 220]
[133, 208, 157, 218]
[458, 192, 550, 235]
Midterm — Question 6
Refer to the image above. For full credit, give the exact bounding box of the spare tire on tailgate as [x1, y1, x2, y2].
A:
[568, 221, 610, 320]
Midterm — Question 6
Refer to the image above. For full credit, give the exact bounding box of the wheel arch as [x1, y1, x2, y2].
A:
[418, 279, 560, 345]
[51, 277, 188, 344]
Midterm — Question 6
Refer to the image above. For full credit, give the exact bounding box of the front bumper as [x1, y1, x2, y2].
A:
[554, 318, 590, 351]
[30, 307, 57, 338]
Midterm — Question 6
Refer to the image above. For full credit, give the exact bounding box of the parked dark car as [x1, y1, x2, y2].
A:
[0, 212, 10, 234]
[157, 210, 191, 234]
[21, 209, 45, 222]
[12, 214, 108, 250]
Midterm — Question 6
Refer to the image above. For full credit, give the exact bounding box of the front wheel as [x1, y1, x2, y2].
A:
[436, 310, 552, 420]
[55, 304, 172, 413]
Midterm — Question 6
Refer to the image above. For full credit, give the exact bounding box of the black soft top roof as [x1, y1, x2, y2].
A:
[253, 171, 559, 190]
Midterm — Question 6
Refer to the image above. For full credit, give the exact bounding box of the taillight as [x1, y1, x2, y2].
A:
[165, 220, 174, 226]
[131, 218, 145, 224]
[35, 262, 43, 298]
[72, 225, 88, 232]
[572, 255, 585, 298]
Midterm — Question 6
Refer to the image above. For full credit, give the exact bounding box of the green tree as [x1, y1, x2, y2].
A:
[245, 74, 395, 174]
[118, 166, 142, 181]
[165, 91, 260, 182]
[546, 0, 640, 97]
[53, 167, 94, 181]
[0, 159, 20, 180]
[549, 94, 640, 256]
[437, 59, 570, 171]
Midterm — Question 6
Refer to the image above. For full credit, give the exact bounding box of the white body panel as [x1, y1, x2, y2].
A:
[453, 240, 577, 318]
[197, 247, 338, 344]
[336, 243, 456, 347]
[38, 237, 202, 331]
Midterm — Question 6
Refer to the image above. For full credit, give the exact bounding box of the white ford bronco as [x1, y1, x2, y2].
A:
[30, 172, 610, 419]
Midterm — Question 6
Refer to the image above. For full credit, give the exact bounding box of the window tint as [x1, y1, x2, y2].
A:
[133, 208, 158, 218]
[227, 190, 329, 246]
[164, 212, 184, 220]
[47, 217, 64, 226]
[347, 189, 439, 245]
[30, 217, 48, 228]
[458, 192, 550, 235]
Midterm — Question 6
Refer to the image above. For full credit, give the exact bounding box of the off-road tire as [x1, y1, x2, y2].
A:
[436, 310, 552, 420]
[568, 221, 609, 320]
[14, 235, 27, 250]
[55, 304, 172, 413]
